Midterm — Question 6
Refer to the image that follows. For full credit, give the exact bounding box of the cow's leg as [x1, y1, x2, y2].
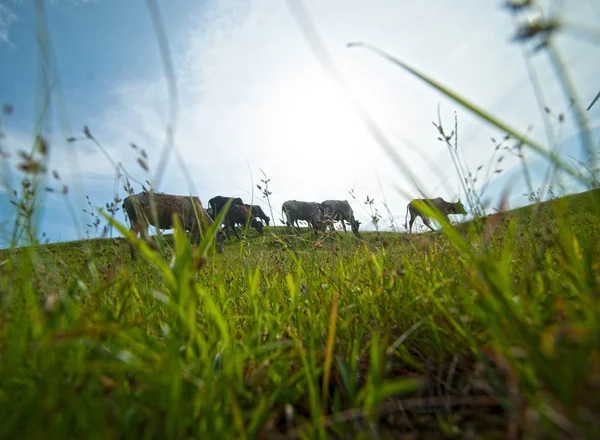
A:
[136, 220, 151, 242]
[284, 211, 294, 230]
[129, 222, 142, 238]
[329, 215, 337, 232]
[292, 219, 302, 235]
[189, 226, 200, 245]
[286, 220, 295, 234]
[291, 219, 302, 235]
[128, 222, 141, 260]
[421, 215, 435, 231]
[128, 221, 149, 259]
[229, 221, 241, 240]
[408, 212, 417, 234]
[189, 217, 205, 245]
[225, 222, 235, 240]
[340, 218, 347, 232]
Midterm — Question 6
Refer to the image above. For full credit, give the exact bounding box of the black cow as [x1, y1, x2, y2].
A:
[208, 196, 244, 220]
[206, 206, 215, 221]
[320, 199, 361, 237]
[244, 204, 270, 226]
[282, 200, 324, 231]
[404, 197, 467, 233]
[223, 204, 264, 239]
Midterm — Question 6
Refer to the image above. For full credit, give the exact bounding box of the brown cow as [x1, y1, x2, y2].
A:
[404, 197, 467, 233]
[123, 191, 225, 256]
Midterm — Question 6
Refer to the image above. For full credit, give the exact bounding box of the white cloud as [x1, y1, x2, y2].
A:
[0, 2, 19, 45]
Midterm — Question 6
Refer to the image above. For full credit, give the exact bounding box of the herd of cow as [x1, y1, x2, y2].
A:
[205, 195, 362, 238]
[121, 190, 467, 255]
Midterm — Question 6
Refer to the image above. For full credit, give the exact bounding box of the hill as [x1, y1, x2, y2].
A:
[0, 188, 599, 439]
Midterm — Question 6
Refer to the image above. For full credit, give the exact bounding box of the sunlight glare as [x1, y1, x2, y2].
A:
[259, 70, 365, 161]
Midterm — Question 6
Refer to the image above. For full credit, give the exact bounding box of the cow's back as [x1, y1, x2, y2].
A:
[251, 205, 267, 217]
[292, 201, 318, 216]
[409, 197, 451, 216]
[129, 192, 205, 229]
[179, 196, 210, 230]
[123, 192, 159, 224]
[322, 200, 351, 215]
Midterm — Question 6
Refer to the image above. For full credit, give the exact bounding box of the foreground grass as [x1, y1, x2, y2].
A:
[1, 189, 599, 439]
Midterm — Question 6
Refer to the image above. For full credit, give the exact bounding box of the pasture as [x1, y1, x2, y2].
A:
[1, 187, 599, 439]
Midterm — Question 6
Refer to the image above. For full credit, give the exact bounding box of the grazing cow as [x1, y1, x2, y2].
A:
[320, 199, 361, 237]
[123, 191, 226, 256]
[223, 204, 264, 239]
[244, 204, 271, 226]
[404, 197, 467, 233]
[208, 196, 244, 220]
[282, 200, 324, 231]
[206, 206, 215, 221]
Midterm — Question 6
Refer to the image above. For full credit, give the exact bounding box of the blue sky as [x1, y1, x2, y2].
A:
[1, 0, 599, 246]
[1, 0, 209, 131]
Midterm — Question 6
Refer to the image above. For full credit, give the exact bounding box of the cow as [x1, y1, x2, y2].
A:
[208, 196, 244, 220]
[320, 199, 361, 237]
[282, 200, 324, 231]
[223, 204, 264, 239]
[206, 206, 215, 221]
[244, 204, 271, 226]
[404, 197, 467, 233]
[122, 191, 226, 257]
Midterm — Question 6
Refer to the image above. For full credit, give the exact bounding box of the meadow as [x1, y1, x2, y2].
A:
[2, 1, 600, 438]
[1, 186, 599, 439]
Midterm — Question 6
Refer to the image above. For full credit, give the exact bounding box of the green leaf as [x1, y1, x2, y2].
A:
[373, 377, 425, 403]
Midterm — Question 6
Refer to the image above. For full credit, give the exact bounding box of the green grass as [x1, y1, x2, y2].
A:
[1, 188, 599, 439]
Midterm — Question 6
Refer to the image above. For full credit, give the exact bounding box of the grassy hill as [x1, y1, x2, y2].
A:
[462, 186, 600, 230]
[1, 188, 599, 439]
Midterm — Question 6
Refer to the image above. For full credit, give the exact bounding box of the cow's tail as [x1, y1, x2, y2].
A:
[122, 198, 131, 222]
[282, 204, 290, 226]
[404, 203, 410, 231]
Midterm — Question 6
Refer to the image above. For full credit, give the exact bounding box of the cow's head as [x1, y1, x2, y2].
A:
[251, 217, 264, 234]
[264, 215, 271, 226]
[206, 207, 215, 220]
[452, 200, 467, 215]
[215, 229, 226, 253]
[351, 219, 361, 237]
[312, 204, 328, 232]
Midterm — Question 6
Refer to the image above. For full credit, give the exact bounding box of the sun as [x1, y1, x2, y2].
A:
[251, 68, 383, 195]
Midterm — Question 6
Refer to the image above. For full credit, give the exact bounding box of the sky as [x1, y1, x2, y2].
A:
[0, 0, 599, 246]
